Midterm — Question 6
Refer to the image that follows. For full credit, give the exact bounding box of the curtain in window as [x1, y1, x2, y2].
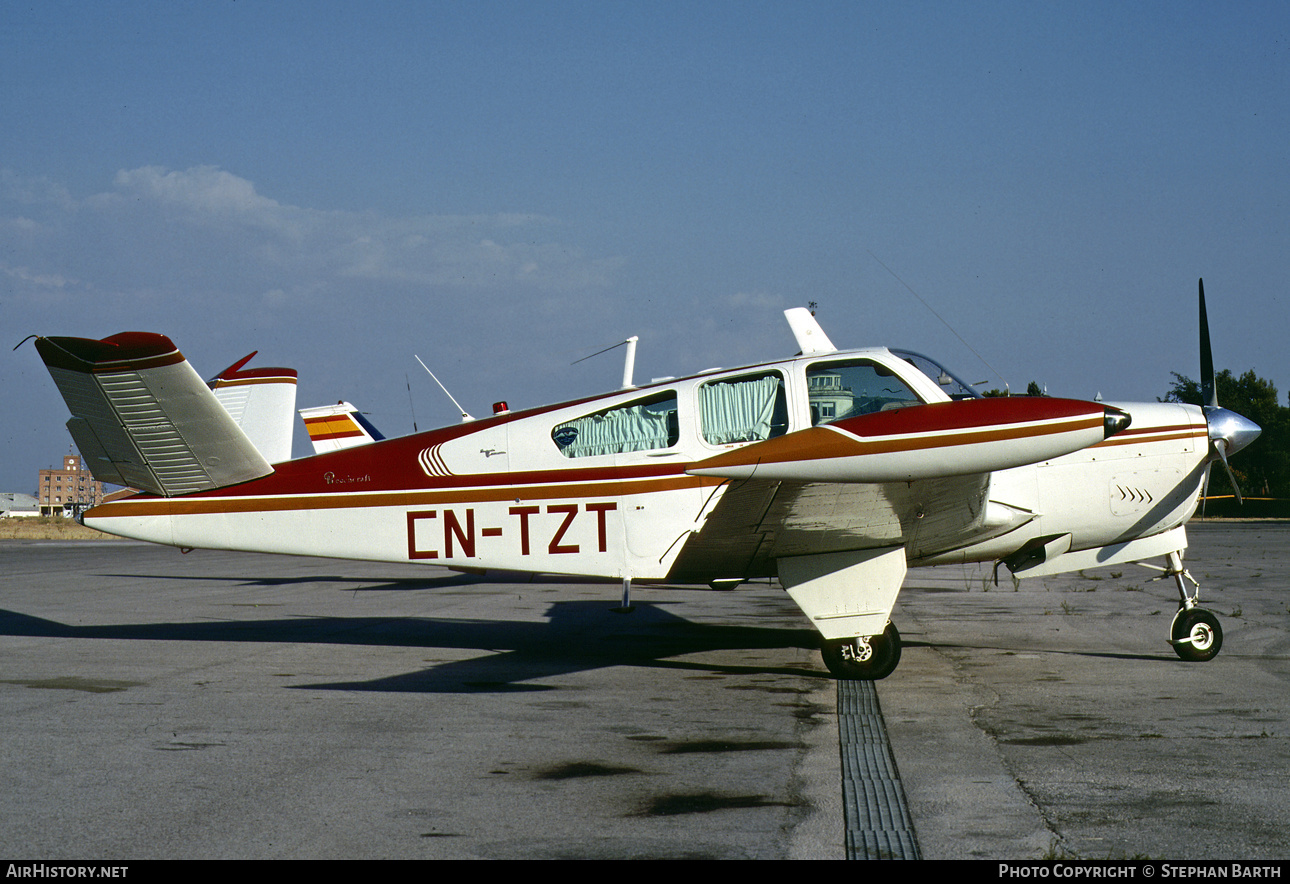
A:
[554, 403, 673, 458]
[700, 375, 780, 445]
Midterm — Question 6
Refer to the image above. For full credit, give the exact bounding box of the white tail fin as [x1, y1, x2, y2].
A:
[299, 401, 385, 453]
[36, 333, 274, 497]
[784, 307, 837, 355]
[208, 352, 298, 464]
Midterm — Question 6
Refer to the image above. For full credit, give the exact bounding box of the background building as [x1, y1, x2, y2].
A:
[38, 453, 105, 517]
[0, 493, 40, 518]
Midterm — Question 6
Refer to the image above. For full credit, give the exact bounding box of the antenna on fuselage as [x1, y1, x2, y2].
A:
[406, 373, 418, 433]
[572, 336, 639, 389]
[414, 355, 474, 423]
[867, 250, 1009, 391]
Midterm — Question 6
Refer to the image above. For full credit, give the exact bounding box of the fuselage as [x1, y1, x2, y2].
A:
[82, 347, 1209, 583]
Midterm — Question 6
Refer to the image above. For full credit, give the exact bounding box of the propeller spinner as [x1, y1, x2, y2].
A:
[1198, 279, 1261, 505]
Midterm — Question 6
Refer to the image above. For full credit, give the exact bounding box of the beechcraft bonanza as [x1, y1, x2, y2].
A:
[32, 281, 1260, 679]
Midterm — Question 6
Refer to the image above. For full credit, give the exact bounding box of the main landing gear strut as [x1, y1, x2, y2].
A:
[1158, 551, 1224, 662]
[820, 622, 902, 680]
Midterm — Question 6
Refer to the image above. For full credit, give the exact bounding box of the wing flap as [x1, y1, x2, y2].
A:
[37, 333, 274, 497]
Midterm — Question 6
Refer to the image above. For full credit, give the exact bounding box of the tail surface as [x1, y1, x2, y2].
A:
[207, 352, 298, 464]
[298, 401, 385, 453]
[36, 333, 274, 497]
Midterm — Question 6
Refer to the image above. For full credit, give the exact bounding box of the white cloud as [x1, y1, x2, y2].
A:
[0, 169, 75, 211]
[113, 165, 283, 216]
[726, 290, 784, 311]
[0, 166, 621, 309]
[2, 216, 43, 235]
[3, 263, 74, 289]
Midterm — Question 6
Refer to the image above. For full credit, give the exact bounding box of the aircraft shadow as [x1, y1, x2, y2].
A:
[98, 571, 487, 592]
[96, 568, 670, 592]
[901, 635, 1180, 664]
[0, 601, 825, 693]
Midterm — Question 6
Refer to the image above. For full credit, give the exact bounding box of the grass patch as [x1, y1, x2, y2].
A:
[0, 516, 120, 541]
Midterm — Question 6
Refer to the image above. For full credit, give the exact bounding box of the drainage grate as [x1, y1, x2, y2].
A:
[838, 679, 921, 859]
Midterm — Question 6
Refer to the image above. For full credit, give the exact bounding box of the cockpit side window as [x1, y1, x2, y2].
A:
[806, 360, 923, 426]
[552, 391, 679, 458]
[699, 371, 789, 445]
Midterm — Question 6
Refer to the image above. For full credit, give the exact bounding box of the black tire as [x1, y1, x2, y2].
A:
[821, 622, 902, 680]
[1171, 608, 1223, 662]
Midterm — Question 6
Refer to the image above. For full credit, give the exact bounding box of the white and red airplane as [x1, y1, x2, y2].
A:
[32, 281, 1259, 679]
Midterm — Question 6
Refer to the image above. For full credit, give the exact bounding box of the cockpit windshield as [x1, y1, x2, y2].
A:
[890, 350, 983, 400]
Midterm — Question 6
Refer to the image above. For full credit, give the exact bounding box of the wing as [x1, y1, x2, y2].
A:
[670, 396, 1128, 632]
[688, 396, 1124, 483]
[667, 472, 997, 583]
[36, 333, 274, 497]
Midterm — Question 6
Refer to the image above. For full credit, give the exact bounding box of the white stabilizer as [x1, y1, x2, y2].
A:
[778, 546, 906, 640]
[784, 307, 837, 355]
[211, 375, 297, 464]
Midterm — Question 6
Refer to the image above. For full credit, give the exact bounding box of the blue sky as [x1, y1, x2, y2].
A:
[4, 1, 1287, 492]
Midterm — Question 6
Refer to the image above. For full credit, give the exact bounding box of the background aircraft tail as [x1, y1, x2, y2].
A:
[298, 401, 385, 453]
[207, 352, 298, 464]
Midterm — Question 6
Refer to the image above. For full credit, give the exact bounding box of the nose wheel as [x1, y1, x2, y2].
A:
[821, 622, 902, 680]
[1170, 607, 1223, 662]
[1154, 550, 1224, 662]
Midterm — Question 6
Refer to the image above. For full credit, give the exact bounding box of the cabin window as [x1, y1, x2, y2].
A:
[552, 391, 679, 458]
[700, 371, 789, 445]
[806, 360, 923, 426]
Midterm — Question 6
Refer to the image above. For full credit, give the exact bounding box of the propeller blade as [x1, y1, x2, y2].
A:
[1199, 278, 1218, 408]
[1212, 438, 1244, 506]
[1195, 280, 1261, 510]
[1201, 461, 1212, 518]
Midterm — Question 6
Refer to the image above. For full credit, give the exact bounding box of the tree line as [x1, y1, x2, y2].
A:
[1164, 369, 1290, 500]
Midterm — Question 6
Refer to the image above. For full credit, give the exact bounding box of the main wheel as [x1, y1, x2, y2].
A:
[1170, 608, 1223, 662]
[821, 622, 902, 680]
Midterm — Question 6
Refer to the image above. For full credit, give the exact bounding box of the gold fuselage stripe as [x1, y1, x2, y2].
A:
[87, 475, 720, 519]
